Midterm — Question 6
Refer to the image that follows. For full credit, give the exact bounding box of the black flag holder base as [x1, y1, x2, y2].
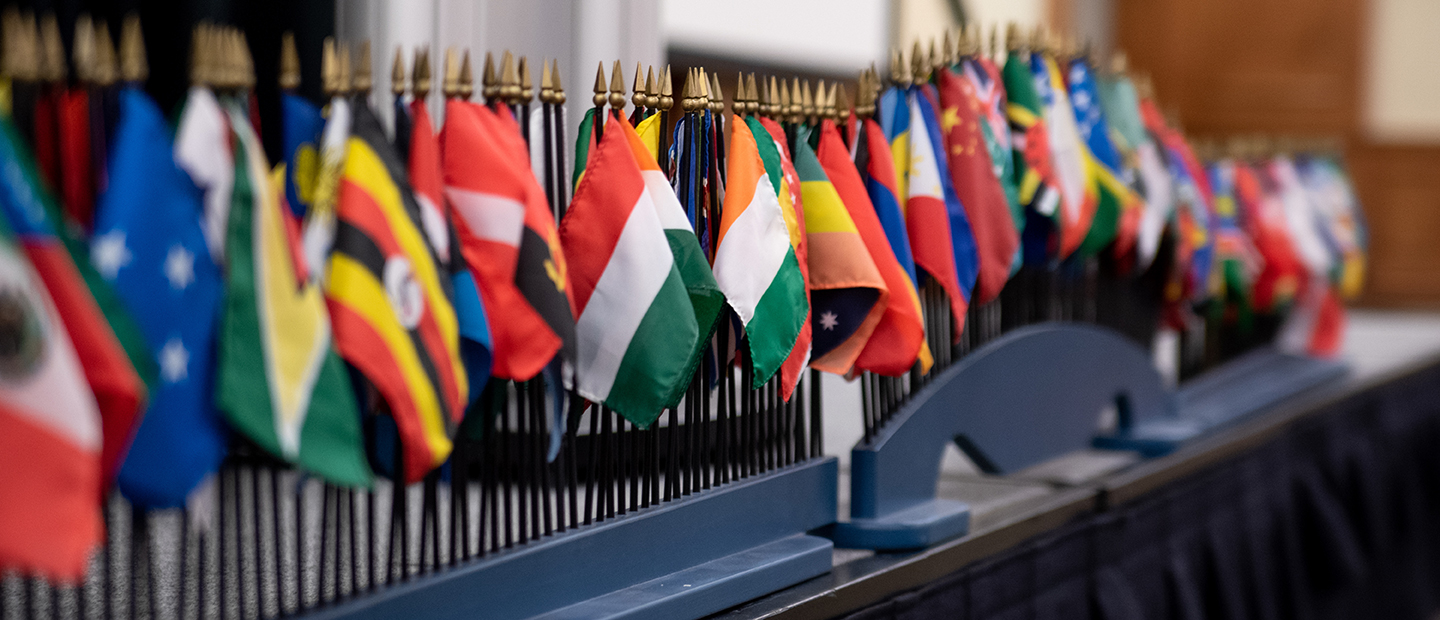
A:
[299, 457, 838, 620]
[830, 323, 1350, 551]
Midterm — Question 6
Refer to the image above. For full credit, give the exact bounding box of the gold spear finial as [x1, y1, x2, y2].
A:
[787, 77, 801, 122]
[481, 51, 497, 100]
[335, 39, 351, 94]
[413, 48, 431, 100]
[1111, 50, 1129, 75]
[538, 57, 553, 104]
[712, 70, 726, 113]
[631, 61, 646, 108]
[551, 58, 565, 104]
[1006, 22, 1025, 53]
[593, 61, 608, 107]
[499, 50, 520, 102]
[519, 55, 533, 101]
[608, 59, 626, 109]
[40, 13, 65, 82]
[119, 13, 147, 84]
[799, 79, 814, 120]
[766, 75, 779, 117]
[910, 40, 928, 83]
[679, 68, 694, 112]
[73, 14, 97, 84]
[989, 24, 1000, 58]
[352, 40, 372, 93]
[777, 77, 790, 121]
[240, 29, 257, 89]
[1030, 25, 1048, 55]
[657, 64, 671, 110]
[322, 37, 339, 95]
[18, 11, 40, 83]
[391, 46, 405, 95]
[441, 47, 459, 97]
[928, 37, 942, 73]
[212, 26, 235, 90]
[856, 68, 874, 118]
[837, 82, 851, 120]
[731, 71, 746, 114]
[942, 29, 956, 67]
[279, 31, 300, 90]
[457, 49, 474, 99]
[748, 73, 760, 116]
[826, 81, 840, 120]
[890, 46, 910, 86]
[92, 19, 117, 86]
[644, 66, 659, 108]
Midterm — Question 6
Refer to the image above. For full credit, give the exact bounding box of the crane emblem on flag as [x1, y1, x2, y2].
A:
[383, 256, 426, 330]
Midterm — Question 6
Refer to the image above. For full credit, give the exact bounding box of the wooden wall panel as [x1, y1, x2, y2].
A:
[1116, 0, 1440, 307]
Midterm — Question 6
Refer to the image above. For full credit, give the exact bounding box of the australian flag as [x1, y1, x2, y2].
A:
[96, 88, 226, 509]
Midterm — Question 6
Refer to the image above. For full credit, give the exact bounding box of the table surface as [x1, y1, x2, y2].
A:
[713, 309, 1440, 620]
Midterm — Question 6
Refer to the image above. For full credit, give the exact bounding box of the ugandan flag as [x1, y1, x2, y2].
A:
[327, 104, 467, 484]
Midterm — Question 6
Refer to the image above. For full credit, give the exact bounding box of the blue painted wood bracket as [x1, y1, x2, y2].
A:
[1095, 347, 1351, 456]
[299, 457, 839, 620]
[832, 324, 1172, 550]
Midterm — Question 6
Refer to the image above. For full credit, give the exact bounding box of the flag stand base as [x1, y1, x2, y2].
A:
[1094, 347, 1350, 456]
[833, 324, 1175, 551]
[301, 457, 838, 620]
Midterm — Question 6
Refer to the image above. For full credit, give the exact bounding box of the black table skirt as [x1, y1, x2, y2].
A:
[838, 361, 1440, 620]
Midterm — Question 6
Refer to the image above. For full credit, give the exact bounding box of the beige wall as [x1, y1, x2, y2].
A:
[893, 0, 1045, 54]
[1365, 0, 1440, 143]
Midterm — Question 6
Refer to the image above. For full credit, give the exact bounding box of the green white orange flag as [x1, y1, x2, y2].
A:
[715, 114, 808, 388]
[563, 113, 699, 426]
[620, 114, 724, 374]
[756, 117, 812, 400]
[216, 106, 371, 488]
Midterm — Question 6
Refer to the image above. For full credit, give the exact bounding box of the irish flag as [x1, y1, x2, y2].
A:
[0, 175, 104, 582]
[563, 113, 700, 426]
[715, 115, 808, 389]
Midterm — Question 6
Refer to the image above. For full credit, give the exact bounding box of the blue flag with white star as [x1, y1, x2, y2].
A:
[95, 88, 226, 509]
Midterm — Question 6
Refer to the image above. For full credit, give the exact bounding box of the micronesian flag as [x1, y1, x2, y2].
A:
[96, 88, 225, 509]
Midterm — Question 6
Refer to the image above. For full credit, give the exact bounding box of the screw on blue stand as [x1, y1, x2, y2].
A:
[832, 324, 1173, 550]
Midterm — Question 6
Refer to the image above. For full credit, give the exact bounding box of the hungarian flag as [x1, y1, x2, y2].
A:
[98, 88, 226, 509]
[216, 104, 372, 488]
[793, 126, 886, 375]
[755, 117, 812, 400]
[910, 85, 978, 336]
[327, 103, 468, 484]
[563, 113, 700, 425]
[0, 117, 151, 489]
[818, 121, 925, 377]
[715, 114, 808, 388]
[1032, 53, 1095, 259]
[174, 87, 235, 262]
[623, 114, 724, 381]
[1066, 58, 1141, 257]
[411, 99, 491, 387]
[939, 66, 1019, 305]
[1003, 50, 1061, 266]
[0, 210, 104, 581]
[443, 101, 575, 381]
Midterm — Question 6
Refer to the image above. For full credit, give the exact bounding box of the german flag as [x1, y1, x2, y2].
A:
[326, 104, 466, 484]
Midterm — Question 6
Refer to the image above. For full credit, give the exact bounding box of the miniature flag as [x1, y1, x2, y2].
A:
[443, 101, 575, 381]
[0, 210, 104, 581]
[1066, 58, 1140, 257]
[281, 92, 324, 219]
[635, 112, 664, 160]
[1002, 49, 1061, 266]
[793, 126, 887, 375]
[715, 114, 808, 388]
[818, 121, 925, 377]
[1298, 155, 1366, 299]
[1033, 53, 1095, 259]
[1097, 74, 1172, 270]
[1233, 161, 1303, 313]
[58, 87, 95, 230]
[216, 105, 372, 488]
[940, 66, 1020, 304]
[411, 99, 491, 387]
[327, 104, 468, 484]
[623, 115, 724, 379]
[174, 87, 235, 261]
[910, 85, 978, 335]
[300, 97, 352, 282]
[98, 89, 226, 509]
[563, 114, 700, 425]
[757, 117, 813, 399]
[859, 117, 933, 373]
[0, 117, 151, 489]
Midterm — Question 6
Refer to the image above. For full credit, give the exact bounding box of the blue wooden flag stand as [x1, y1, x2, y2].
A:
[831, 323, 1349, 551]
[302, 457, 839, 620]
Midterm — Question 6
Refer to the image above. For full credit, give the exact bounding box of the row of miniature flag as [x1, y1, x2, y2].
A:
[0, 37, 1367, 580]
